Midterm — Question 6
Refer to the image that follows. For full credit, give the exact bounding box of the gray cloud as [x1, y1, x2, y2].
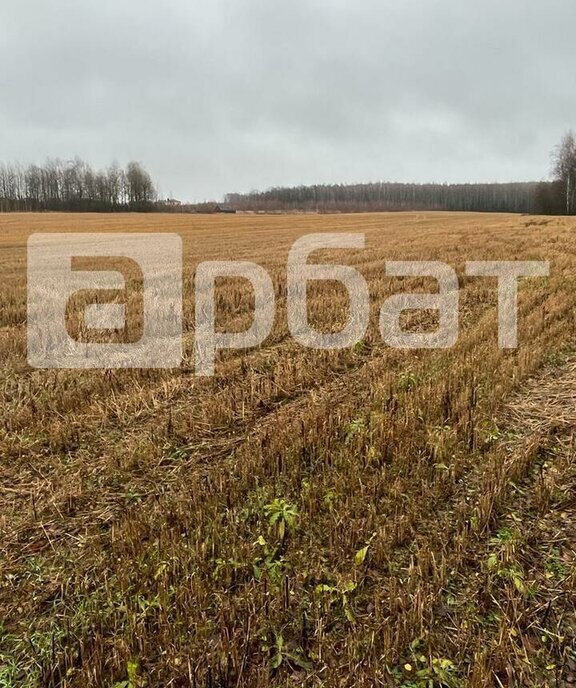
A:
[1, 0, 575, 200]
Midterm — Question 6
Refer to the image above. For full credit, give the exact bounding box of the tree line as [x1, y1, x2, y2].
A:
[225, 132, 576, 215]
[0, 158, 157, 212]
[225, 181, 556, 214]
[1, 132, 575, 214]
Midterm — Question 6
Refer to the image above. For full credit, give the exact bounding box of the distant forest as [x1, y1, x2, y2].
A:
[1, 133, 574, 214]
[225, 181, 566, 215]
[225, 132, 575, 215]
[0, 158, 157, 212]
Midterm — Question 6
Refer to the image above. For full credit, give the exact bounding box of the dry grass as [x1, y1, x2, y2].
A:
[0, 211, 574, 687]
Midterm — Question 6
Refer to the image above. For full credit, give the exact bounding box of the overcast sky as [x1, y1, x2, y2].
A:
[1, 0, 575, 201]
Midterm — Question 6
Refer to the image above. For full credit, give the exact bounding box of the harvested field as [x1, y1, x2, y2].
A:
[0, 211, 575, 687]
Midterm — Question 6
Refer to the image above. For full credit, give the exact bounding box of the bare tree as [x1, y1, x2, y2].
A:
[106, 161, 125, 207]
[552, 131, 576, 215]
[125, 161, 156, 209]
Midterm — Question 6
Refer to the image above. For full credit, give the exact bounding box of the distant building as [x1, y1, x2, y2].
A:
[194, 202, 237, 214]
[165, 198, 182, 207]
[214, 204, 237, 214]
